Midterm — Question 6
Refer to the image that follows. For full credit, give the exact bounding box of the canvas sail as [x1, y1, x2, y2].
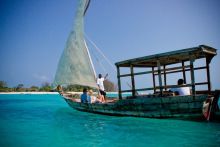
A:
[53, 0, 97, 88]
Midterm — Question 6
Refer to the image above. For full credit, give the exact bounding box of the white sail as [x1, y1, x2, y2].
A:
[53, 0, 97, 88]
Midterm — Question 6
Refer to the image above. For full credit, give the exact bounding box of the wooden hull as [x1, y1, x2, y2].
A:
[63, 94, 209, 119]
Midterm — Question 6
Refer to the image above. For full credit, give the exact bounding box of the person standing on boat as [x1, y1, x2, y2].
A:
[81, 88, 91, 103]
[97, 73, 108, 101]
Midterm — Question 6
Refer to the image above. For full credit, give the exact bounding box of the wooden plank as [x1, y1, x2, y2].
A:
[163, 65, 167, 90]
[152, 67, 156, 93]
[119, 73, 131, 77]
[117, 66, 122, 99]
[154, 65, 190, 75]
[154, 66, 207, 75]
[190, 59, 196, 96]
[206, 57, 211, 93]
[119, 70, 153, 77]
[130, 65, 136, 97]
[157, 60, 163, 95]
[182, 61, 186, 83]
[195, 82, 208, 86]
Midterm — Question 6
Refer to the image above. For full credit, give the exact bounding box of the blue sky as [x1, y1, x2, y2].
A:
[0, 0, 220, 90]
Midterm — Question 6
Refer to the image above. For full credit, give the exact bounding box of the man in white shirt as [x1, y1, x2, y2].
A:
[171, 79, 191, 96]
[97, 73, 108, 101]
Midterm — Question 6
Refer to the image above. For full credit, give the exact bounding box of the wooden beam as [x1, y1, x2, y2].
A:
[163, 84, 192, 89]
[206, 57, 211, 93]
[163, 65, 167, 90]
[154, 65, 190, 75]
[155, 66, 207, 75]
[118, 73, 131, 77]
[130, 65, 136, 97]
[182, 61, 186, 83]
[157, 60, 163, 95]
[190, 59, 195, 96]
[117, 66, 122, 99]
[152, 67, 156, 93]
[119, 70, 153, 77]
[121, 87, 155, 93]
[195, 82, 209, 86]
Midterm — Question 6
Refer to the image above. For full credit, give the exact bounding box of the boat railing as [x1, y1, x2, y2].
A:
[121, 84, 191, 92]
[121, 82, 213, 97]
[125, 90, 212, 100]
[119, 65, 208, 78]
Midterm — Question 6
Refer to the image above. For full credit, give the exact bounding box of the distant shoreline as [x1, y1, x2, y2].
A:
[0, 91, 120, 95]
[0, 92, 59, 95]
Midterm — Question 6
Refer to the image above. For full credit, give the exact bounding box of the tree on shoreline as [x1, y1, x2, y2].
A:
[104, 79, 117, 92]
[30, 86, 39, 92]
[0, 81, 7, 88]
[0, 81, 8, 92]
[0, 80, 117, 92]
[16, 84, 24, 92]
[39, 82, 52, 92]
[0, 81, 52, 92]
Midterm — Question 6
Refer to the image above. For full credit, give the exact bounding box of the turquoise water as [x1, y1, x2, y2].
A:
[107, 92, 132, 98]
[0, 94, 220, 147]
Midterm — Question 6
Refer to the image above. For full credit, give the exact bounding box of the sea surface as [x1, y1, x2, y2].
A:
[0, 94, 220, 147]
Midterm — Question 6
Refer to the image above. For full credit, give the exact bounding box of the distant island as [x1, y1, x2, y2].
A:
[0, 80, 117, 92]
[0, 81, 53, 92]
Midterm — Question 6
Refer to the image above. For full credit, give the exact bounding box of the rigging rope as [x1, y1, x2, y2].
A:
[89, 48, 107, 73]
[85, 34, 134, 92]
[85, 34, 117, 72]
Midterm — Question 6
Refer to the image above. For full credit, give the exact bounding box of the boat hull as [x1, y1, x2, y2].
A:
[63, 94, 208, 119]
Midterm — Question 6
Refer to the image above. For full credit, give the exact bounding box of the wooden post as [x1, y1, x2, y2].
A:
[157, 60, 163, 95]
[130, 65, 136, 97]
[117, 66, 122, 99]
[152, 67, 156, 93]
[206, 57, 211, 94]
[182, 61, 186, 84]
[190, 59, 195, 96]
[163, 65, 167, 90]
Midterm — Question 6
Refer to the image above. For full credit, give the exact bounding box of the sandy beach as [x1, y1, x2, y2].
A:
[0, 91, 92, 95]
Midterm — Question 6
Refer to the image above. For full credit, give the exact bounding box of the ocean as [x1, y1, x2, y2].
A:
[0, 94, 220, 147]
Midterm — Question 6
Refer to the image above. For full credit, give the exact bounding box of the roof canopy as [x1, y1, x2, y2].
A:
[115, 45, 217, 67]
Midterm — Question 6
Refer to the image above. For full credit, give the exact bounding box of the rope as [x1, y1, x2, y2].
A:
[85, 34, 134, 93]
[90, 49, 107, 73]
[83, 0, 91, 16]
[85, 34, 116, 72]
